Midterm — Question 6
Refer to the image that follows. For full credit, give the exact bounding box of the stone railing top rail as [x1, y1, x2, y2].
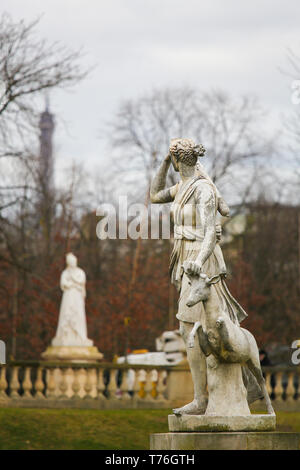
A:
[261, 364, 300, 373]
[0, 360, 178, 370]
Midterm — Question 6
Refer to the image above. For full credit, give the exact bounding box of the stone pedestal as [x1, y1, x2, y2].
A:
[168, 414, 276, 432]
[41, 345, 103, 363]
[150, 413, 300, 450]
[150, 432, 300, 450]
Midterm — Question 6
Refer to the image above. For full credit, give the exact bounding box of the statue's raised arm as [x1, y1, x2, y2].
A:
[150, 153, 178, 204]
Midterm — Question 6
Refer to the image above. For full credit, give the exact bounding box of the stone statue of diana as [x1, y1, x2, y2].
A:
[150, 138, 262, 416]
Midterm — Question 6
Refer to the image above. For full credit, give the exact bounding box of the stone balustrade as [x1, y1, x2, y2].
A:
[0, 362, 169, 409]
[251, 365, 300, 412]
[0, 362, 298, 411]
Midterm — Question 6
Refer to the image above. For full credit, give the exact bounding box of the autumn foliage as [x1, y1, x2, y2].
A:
[0, 200, 299, 360]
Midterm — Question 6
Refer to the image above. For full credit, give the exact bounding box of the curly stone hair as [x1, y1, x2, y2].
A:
[169, 138, 205, 166]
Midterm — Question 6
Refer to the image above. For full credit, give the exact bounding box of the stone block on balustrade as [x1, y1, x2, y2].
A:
[41, 346, 103, 363]
[168, 413, 276, 432]
[150, 431, 300, 450]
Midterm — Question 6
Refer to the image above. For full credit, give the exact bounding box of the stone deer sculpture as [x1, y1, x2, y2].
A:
[183, 261, 274, 415]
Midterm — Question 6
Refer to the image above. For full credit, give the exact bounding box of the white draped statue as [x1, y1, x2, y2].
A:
[52, 253, 93, 347]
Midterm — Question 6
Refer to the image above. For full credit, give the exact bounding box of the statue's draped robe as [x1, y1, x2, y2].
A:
[169, 176, 262, 403]
[52, 267, 93, 347]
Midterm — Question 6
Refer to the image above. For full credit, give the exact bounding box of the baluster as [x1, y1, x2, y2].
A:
[84, 368, 93, 399]
[274, 371, 284, 402]
[59, 368, 68, 399]
[90, 368, 97, 398]
[107, 369, 117, 400]
[156, 370, 167, 401]
[0, 366, 8, 399]
[137, 369, 146, 399]
[120, 369, 132, 400]
[127, 369, 136, 397]
[144, 370, 154, 401]
[22, 367, 32, 398]
[286, 371, 295, 402]
[79, 368, 87, 398]
[265, 371, 273, 399]
[67, 367, 73, 397]
[35, 367, 45, 398]
[65, 368, 74, 398]
[10, 366, 20, 398]
[72, 368, 81, 399]
[97, 368, 105, 401]
[151, 369, 158, 399]
[132, 369, 140, 400]
[46, 368, 56, 398]
[53, 367, 61, 396]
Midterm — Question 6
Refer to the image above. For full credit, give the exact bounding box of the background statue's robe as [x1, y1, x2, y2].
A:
[52, 267, 93, 347]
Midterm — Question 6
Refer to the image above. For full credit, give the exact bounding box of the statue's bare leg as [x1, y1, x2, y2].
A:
[173, 321, 208, 416]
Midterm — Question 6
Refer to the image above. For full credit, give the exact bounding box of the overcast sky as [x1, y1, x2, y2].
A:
[2, 0, 300, 178]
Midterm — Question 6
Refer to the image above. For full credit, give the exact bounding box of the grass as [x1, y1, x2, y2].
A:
[0, 408, 299, 450]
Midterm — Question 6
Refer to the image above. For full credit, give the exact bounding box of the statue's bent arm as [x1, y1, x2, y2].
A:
[150, 186, 177, 204]
[60, 271, 72, 291]
[195, 185, 217, 268]
[150, 155, 177, 204]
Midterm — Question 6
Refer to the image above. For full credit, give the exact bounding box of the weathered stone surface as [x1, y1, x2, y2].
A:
[150, 142, 274, 418]
[168, 413, 276, 432]
[205, 358, 251, 416]
[150, 432, 300, 450]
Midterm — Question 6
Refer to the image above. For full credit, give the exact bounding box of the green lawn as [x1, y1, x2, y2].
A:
[0, 408, 299, 450]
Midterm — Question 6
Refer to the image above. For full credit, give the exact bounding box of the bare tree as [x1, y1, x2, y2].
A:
[0, 13, 88, 145]
[279, 47, 300, 197]
[105, 87, 276, 319]
[0, 11, 92, 360]
[0, 13, 89, 211]
[106, 87, 275, 204]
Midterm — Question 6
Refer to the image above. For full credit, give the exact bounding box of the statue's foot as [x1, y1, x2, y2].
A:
[173, 398, 207, 416]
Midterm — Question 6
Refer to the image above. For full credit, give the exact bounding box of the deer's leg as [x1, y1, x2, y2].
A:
[216, 317, 234, 352]
[188, 321, 201, 348]
[197, 325, 212, 357]
[246, 358, 275, 415]
[188, 321, 212, 356]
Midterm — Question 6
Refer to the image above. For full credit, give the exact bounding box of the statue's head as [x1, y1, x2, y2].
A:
[66, 252, 77, 268]
[169, 138, 205, 172]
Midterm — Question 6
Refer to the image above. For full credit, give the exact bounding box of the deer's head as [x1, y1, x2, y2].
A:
[183, 261, 220, 307]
